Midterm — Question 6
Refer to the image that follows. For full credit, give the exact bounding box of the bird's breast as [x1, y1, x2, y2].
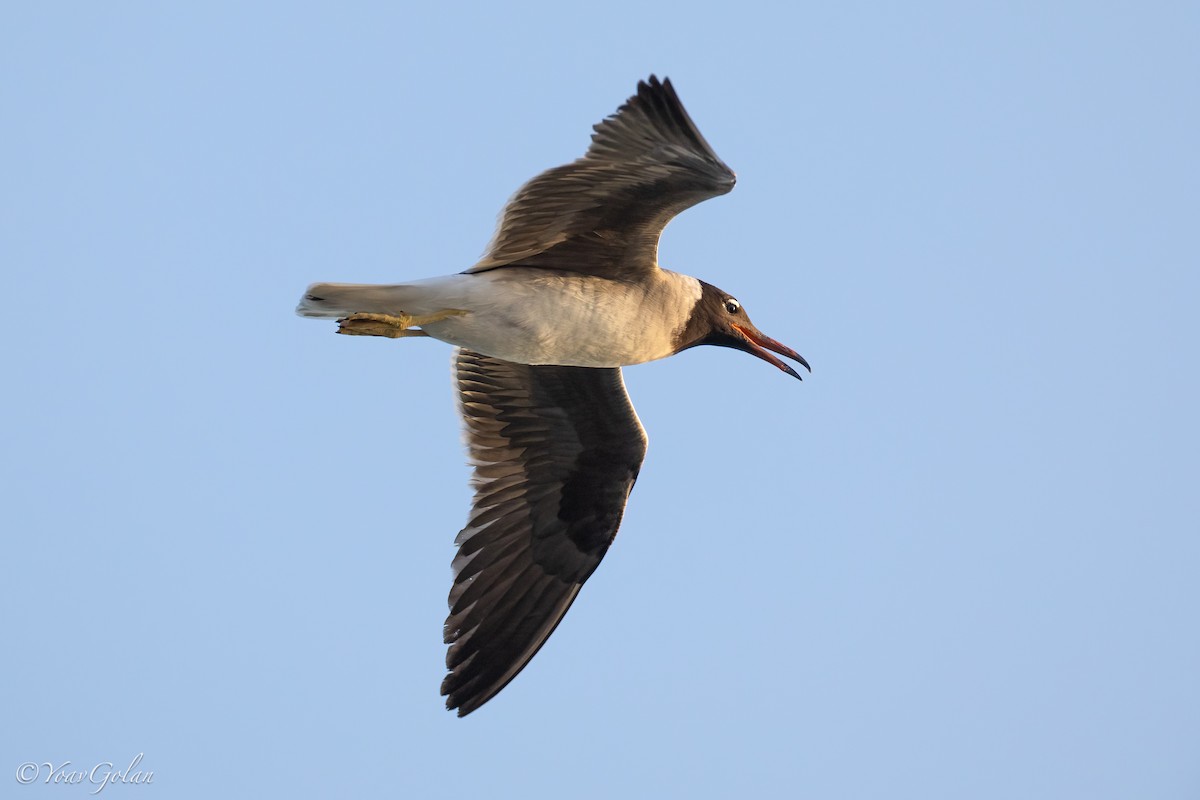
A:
[420, 269, 702, 368]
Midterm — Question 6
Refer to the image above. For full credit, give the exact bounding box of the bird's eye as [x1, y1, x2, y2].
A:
[724, 298, 741, 314]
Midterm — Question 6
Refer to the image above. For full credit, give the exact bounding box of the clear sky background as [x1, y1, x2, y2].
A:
[3, 2, 1197, 798]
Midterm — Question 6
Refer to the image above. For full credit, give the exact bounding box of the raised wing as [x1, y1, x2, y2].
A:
[467, 75, 736, 280]
[443, 349, 648, 715]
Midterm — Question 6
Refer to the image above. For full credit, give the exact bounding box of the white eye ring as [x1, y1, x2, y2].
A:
[724, 298, 740, 314]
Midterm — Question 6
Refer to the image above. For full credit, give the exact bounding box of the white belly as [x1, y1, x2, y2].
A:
[418, 269, 702, 367]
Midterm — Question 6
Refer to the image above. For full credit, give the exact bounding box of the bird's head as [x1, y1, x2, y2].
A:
[675, 281, 811, 380]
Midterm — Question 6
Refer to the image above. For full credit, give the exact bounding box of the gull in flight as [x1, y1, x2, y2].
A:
[297, 75, 809, 716]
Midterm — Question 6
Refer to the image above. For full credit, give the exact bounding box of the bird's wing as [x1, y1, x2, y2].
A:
[443, 348, 648, 716]
[467, 75, 736, 280]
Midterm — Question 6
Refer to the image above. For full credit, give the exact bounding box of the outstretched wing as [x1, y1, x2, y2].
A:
[443, 349, 648, 716]
[468, 75, 736, 280]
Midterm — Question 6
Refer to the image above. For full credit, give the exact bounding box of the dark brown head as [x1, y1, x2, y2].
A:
[673, 281, 811, 379]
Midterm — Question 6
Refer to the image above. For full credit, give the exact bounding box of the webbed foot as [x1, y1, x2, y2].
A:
[336, 309, 467, 338]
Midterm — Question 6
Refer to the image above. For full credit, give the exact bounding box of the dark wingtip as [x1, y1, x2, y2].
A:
[445, 688, 484, 718]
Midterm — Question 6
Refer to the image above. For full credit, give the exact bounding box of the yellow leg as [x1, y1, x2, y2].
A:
[336, 309, 466, 338]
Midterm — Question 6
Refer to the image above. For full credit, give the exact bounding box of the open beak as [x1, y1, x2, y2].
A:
[732, 324, 811, 380]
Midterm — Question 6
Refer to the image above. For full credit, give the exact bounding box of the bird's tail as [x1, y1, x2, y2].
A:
[296, 282, 420, 319]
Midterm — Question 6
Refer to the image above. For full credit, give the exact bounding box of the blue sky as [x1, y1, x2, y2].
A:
[3, 2, 1197, 798]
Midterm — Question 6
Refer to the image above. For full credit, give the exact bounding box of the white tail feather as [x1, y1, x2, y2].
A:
[296, 282, 432, 319]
